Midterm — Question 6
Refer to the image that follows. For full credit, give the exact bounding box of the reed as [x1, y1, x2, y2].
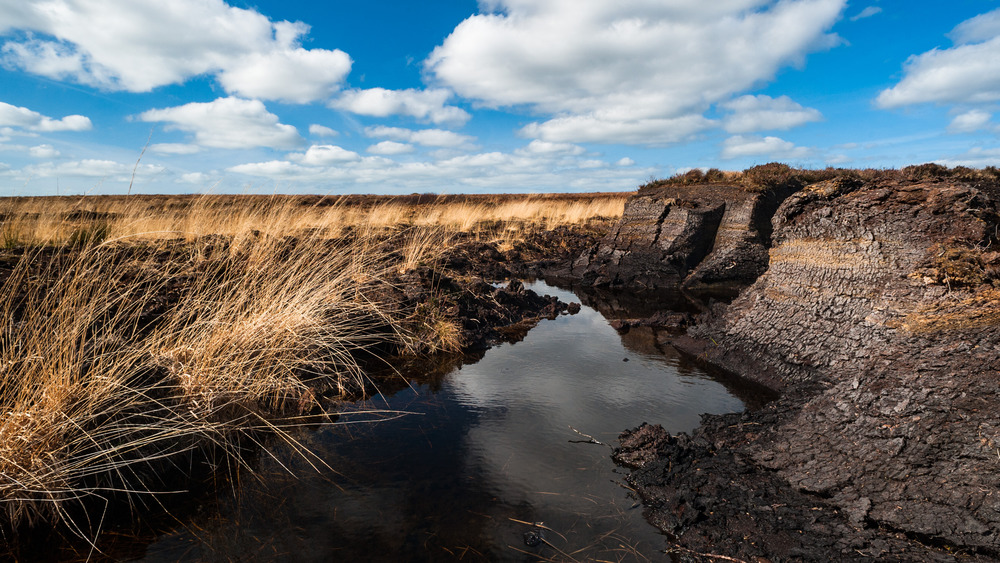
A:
[0, 191, 627, 537]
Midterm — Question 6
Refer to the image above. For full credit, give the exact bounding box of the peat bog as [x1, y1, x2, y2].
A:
[4, 163, 1000, 562]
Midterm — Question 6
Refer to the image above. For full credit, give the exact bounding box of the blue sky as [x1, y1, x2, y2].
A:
[1, 0, 1000, 195]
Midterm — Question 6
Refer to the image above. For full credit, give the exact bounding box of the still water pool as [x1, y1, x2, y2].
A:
[137, 282, 747, 562]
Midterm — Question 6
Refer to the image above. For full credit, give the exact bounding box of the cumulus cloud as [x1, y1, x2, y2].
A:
[228, 160, 317, 179]
[150, 143, 201, 155]
[721, 135, 813, 159]
[0, 1, 351, 102]
[139, 97, 303, 150]
[288, 144, 360, 166]
[520, 114, 715, 145]
[28, 144, 59, 158]
[179, 172, 213, 184]
[427, 0, 845, 145]
[366, 126, 475, 148]
[23, 159, 164, 178]
[226, 146, 655, 192]
[309, 124, 338, 137]
[616, 157, 635, 166]
[936, 147, 1000, 167]
[947, 109, 996, 134]
[330, 88, 470, 126]
[722, 95, 822, 133]
[0, 101, 92, 132]
[878, 9, 1000, 108]
[516, 140, 585, 156]
[218, 48, 351, 103]
[367, 141, 414, 155]
[949, 9, 1000, 45]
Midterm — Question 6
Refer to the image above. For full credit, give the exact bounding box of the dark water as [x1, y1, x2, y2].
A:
[132, 282, 749, 562]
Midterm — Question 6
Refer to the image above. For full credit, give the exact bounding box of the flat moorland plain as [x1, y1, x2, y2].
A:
[0, 192, 626, 547]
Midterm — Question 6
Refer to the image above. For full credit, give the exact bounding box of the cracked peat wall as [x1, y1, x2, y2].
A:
[591, 175, 1000, 556]
[686, 177, 1000, 551]
[572, 182, 798, 293]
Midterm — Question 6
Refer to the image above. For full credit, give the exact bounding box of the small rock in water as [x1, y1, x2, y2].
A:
[523, 530, 542, 547]
[623, 358, 629, 362]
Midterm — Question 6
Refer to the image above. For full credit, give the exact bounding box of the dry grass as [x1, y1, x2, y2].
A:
[0, 191, 626, 539]
[0, 193, 627, 248]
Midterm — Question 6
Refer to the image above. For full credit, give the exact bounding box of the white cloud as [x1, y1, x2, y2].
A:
[225, 147, 654, 192]
[722, 95, 822, 133]
[949, 9, 1000, 45]
[179, 172, 212, 184]
[520, 113, 716, 145]
[367, 141, 414, 155]
[218, 47, 351, 103]
[24, 159, 164, 179]
[139, 97, 303, 149]
[937, 147, 1000, 167]
[878, 10, 1000, 108]
[947, 109, 996, 134]
[520, 114, 717, 145]
[0, 101, 92, 132]
[288, 144, 360, 166]
[331, 88, 470, 126]
[721, 135, 813, 159]
[366, 126, 475, 148]
[309, 124, 338, 137]
[0, 1, 350, 102]
[228, 160, 317, 179]
[150, 143, 201, 155]
[850, 6, 882, 21]
[28, 144, 59, 158]
[516, 140, 585, 156]
[616, 157, 635, 166]
[427, 0, 845, 145]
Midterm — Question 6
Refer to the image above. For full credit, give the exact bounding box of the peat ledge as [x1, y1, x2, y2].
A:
[596, 165, 1000, 561]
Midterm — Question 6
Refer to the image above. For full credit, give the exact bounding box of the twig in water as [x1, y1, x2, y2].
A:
[568, 426, 612, 449]
[665, 543, 749, 563]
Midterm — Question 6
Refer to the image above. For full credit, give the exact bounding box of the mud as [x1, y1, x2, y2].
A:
[603, 169, 1000, 561]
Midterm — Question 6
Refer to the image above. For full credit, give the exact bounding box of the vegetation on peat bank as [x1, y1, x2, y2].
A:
[0, 192, 626, 544]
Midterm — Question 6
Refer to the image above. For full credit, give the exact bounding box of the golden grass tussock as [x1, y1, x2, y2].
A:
[0, 191, 626, 536]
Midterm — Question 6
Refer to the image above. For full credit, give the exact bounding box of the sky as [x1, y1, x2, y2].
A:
[1, 0, 1000, 195]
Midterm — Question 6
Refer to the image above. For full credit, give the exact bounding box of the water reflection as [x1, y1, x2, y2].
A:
[129, 281, 748, 562]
